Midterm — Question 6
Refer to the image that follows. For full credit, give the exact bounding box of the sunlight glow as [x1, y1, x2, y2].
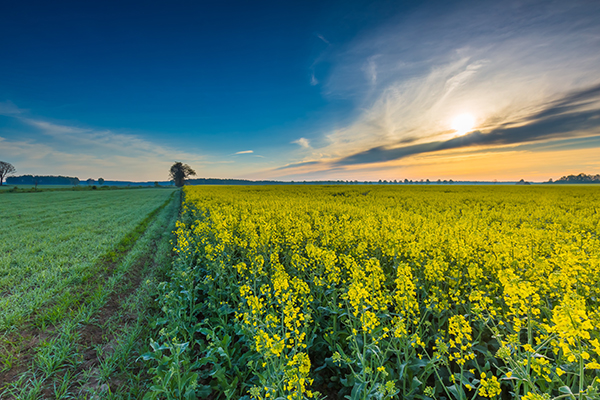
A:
[451, 113, 476, 135]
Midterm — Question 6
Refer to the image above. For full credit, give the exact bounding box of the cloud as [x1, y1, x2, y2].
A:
[292, 137, 311, 148]
[21, 118, 204, 161]
[0, 101, 25, 116]
[363, 56, 379, 85]
[309, 33, 333, 86]
[313, 0, 600, 166]
[310, 73, 319, 86]
[316, 33, 330, 45]
[333, 82, 600, 166]
[261, 2, 600, 181]
[267, 79, 600, 179]
[0, 116, 209, 180]
[276, 161, 320, 171]
[235, 150, 254, 154]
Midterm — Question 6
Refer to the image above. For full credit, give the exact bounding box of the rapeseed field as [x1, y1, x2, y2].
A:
[147, 185, 600, 400]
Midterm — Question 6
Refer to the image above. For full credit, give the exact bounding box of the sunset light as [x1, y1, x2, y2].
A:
[451, 113, 476, 136]
[1, 1, 600, 182]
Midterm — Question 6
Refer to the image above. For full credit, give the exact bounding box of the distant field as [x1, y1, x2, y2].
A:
[0, 184, 75, 190]
[0, 187, 179, 398]
[0, 184, 162, 191]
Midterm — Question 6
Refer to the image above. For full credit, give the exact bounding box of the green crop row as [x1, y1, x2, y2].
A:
[0, 189, 174, 332]
[1, 188, 179, 399]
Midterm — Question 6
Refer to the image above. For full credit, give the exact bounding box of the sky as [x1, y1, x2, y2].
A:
[1, 0, 600, 182]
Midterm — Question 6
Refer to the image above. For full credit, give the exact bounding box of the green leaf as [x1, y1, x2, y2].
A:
[341, 374, 355, 387]
[398, 362, 407, 379]
[559, 386, 573, 394]
[411, 376, 422, 390]
[196, 384, 212, 398]
[446, 384, 460, 399]
[408, 358, 428, 370]
[139, 352, 157, 361]
[348, 382, 366, 400]
[174, 341, 190, 356]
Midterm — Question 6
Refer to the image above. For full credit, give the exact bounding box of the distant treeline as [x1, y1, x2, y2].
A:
[552, 173, 600, 183]
[5, 176, 174, 187]
[187, 178, 458, 185]
[96, 180, 172, 187]
[8, 174, 600, 187]
[6, 175, 80, 185]
[189, 178, 296, 185]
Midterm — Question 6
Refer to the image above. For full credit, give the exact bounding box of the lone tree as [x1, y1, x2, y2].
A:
[98, 177, 105, 185]
[0, 161, 16, 186]
[170, 162, 196, 187]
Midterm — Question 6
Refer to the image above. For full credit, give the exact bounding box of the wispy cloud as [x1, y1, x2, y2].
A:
[0, 115, 210, 180]
[292, 138, 311, 148]
[276, 161, 320, 171]
[363, 56, 379, 85]
[295, 0, 600, 174]
[316, 33, 330, 45]
[259, 1, 600, 181]
[0, 101, 25, 116]
[235, 150, 254, 154]
[273, 81, 600, 180]
[309, 33, 333, 87]
[22, 118, 205, 161]
[335, 83, 600, 166]
[310, 74, 319, 86]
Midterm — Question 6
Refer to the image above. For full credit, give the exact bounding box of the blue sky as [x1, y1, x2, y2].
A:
[1, 0, 600, 181]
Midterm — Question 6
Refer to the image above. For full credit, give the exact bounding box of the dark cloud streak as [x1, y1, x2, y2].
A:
[276, 161, 320, 170]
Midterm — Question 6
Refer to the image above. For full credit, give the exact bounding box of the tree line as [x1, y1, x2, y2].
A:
[6, 175, 81, 186]
[551, 173, 600, 183]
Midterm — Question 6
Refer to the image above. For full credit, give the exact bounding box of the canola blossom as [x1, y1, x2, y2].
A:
[148, 185, 600, 400]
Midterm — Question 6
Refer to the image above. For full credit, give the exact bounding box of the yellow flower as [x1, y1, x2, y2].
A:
[479, 375, 501, 398]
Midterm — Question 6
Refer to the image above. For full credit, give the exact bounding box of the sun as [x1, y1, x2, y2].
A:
[451, 113, 476, 135]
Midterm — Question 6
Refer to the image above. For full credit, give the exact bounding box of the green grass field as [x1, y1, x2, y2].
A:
[0, 188, 180, 399]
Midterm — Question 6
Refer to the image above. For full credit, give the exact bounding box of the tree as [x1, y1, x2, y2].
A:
[86, 178, 94, 185]
[98, 177, 105, 185]
[0, 161, 16, 186]
[170, 162, 196, 187]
